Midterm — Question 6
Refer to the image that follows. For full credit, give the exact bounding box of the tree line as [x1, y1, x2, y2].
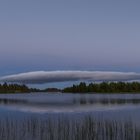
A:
[2, 82, 140, 94]
[0, 83, 39, 93]
[0, 83, 60, 93]
[63, 82, 140, 93]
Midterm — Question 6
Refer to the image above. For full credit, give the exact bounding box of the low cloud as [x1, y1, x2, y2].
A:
[0, 71, 140, 84]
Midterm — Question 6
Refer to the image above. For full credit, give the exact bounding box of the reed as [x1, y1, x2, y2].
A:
[0, 114, 139, 140]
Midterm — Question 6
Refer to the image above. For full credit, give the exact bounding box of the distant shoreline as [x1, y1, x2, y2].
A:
[1, 82, 140, 94]
[63, 82, 140, 94]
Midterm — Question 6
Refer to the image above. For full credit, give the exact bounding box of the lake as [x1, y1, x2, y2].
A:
[0, 93, 140, 140]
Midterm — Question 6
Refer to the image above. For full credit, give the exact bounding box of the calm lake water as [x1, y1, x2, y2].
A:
[0, 93, 140, 140]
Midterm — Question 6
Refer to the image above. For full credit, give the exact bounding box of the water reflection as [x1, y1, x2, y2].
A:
[0, 93, 140, 139]
[0, 95, 140, 106]
[0, 93, 140, 114]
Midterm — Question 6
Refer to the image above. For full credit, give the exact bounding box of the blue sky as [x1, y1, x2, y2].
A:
[0, 0, 140, 78]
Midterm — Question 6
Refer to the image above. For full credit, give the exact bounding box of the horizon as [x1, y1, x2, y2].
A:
[1, 70, 140, 88]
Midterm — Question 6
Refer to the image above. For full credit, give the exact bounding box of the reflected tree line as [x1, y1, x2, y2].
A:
[63, 82, 140, 93]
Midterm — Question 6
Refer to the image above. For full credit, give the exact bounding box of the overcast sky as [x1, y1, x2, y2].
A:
[0, 0, 140, 77]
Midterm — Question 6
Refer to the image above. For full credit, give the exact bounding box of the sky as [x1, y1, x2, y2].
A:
[0, 0, 140, 87]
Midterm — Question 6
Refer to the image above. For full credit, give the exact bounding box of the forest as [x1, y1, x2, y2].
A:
[0, 83, 39, 93]
[1, 82, 140, 93]
[63, 82, 140, 93]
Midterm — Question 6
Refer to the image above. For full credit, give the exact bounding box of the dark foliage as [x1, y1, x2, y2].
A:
[63, 82, 140, 93]
[0, 83, 30, 93]
[2, 81, 140, 94]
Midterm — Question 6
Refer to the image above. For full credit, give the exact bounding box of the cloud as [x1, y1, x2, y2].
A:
[0, 71, 140, 84]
